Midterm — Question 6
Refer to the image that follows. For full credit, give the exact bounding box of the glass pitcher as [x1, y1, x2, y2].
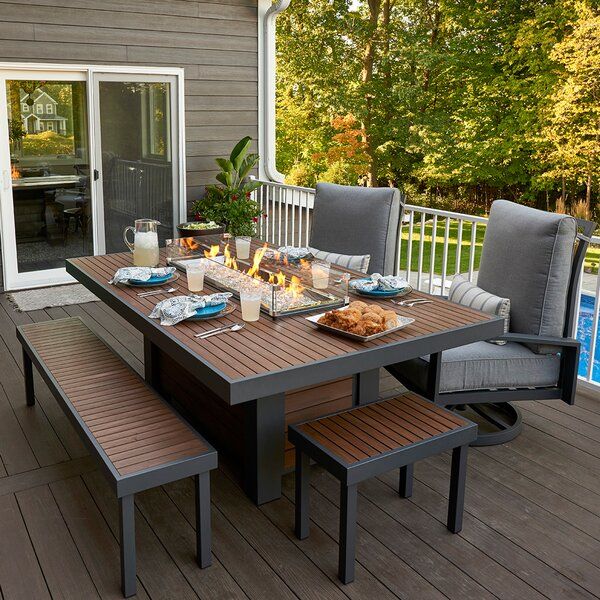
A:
[124, 219, 161, 267]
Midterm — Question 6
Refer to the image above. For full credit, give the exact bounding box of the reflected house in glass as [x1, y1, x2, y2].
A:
[19, 88, 68, 135]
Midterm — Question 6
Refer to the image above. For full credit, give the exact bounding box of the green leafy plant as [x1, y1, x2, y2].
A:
[191, 137, 263, 237]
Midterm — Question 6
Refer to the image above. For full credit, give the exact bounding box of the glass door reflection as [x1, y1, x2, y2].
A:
[6, 79, 92, 273]
[96, 79, 177, 254]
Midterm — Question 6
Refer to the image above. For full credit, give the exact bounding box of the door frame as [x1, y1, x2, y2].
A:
[0, 62, 186, 291]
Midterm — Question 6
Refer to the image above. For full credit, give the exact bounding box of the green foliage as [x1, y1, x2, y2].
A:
[192, 137, 263, 237]
[276, 0, 600, 216]
[21, 132, 75, 156]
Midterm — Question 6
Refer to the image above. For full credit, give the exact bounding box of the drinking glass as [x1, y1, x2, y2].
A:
[311, 260, 330, 290]
[240, 286, 262, 322]
[235, 236, 251, 260]
[186, 260, 207, 292]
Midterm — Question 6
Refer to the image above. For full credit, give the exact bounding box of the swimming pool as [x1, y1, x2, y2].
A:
[576, 293, 600, 381]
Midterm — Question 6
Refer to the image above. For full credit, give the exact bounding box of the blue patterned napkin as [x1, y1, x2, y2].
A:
[149, 292, 232, 326]
[350, 273, 410, 293]
[109, 266, 175, 285]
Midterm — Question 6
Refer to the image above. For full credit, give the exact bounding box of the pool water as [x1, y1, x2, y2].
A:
[576, 294, 600, 381]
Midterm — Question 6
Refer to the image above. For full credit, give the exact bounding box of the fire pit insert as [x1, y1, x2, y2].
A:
[166, 235, 349, 318]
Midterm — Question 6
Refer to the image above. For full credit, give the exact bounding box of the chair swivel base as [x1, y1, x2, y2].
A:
[453, 402, 523, 447]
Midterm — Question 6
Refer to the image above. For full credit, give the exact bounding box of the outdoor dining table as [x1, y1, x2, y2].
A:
[66, 250, 503, 505]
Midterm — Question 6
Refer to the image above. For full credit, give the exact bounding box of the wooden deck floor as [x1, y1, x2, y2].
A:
[1, 295, 600, 600]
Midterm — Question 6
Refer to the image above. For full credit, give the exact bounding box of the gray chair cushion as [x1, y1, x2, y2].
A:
[477, 200, 577, 353]
[308, 247, 370, 273]
[398, 341, 560, 393]
[309, 182, 402, 275]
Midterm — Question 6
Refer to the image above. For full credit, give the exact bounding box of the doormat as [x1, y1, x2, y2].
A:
[8, 284, 99, 312]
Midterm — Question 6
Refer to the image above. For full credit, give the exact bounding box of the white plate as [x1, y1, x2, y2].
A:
[305, 307, 415, 342]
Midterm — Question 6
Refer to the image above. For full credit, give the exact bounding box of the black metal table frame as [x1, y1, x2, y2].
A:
[67, 258, 504, 505]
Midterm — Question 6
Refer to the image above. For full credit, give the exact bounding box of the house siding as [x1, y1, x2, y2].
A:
[0, 0, 259, 217]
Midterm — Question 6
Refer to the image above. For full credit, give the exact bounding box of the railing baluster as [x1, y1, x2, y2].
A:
[264, 185, 270, 243]
[441, 217, 450, 293]
[298, 192, 303, 248]
[284, 186, 289, 246]
[586, 258, 600, 382]
[428, 215, 438, 294]
[305, 191, 311, 247]
[291, 189, 296, 246]
[406, 211, 414, 282]
[468, 222, 477, 282]
[417, 212, 425, 291]
[456, 219, 463, 275]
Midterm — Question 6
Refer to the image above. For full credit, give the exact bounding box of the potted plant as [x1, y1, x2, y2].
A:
[179, 137, 263, 238]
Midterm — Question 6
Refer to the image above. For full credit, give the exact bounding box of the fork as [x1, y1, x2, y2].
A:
[196, 323, 245, 339]
[391, 299, 434, 307]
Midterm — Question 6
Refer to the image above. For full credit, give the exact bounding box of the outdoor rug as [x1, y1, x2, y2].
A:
[8, 284, 99, 312]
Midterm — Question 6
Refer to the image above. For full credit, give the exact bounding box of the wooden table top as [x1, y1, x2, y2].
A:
[67, 251, 503, 405]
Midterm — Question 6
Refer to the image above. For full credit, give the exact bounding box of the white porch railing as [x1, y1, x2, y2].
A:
[254, 179, 600, 391]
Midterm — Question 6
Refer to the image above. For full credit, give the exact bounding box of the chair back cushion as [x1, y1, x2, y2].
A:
[448, 274, 510, 344]
[309, 182, 402, 275]
[477, 200, 576, 352]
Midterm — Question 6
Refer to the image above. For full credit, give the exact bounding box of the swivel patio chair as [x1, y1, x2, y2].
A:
[386, 200, 595, 445]
[309, 182, 404, 275]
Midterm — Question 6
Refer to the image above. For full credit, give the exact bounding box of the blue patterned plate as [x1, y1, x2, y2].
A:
[129, 273, 175, 287]
[186, 302, 235, 321]
[350, 278, 412, 298]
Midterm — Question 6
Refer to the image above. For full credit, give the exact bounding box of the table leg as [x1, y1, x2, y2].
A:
[244, 393, 285, 505]
[144, 337, 159, 389]
[352, 369, 380, 406]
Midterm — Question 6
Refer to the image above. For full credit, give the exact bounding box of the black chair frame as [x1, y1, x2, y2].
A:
[386, 217, 596, 446]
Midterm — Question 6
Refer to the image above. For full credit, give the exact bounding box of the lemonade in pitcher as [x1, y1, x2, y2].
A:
[124, 219, 161, 267]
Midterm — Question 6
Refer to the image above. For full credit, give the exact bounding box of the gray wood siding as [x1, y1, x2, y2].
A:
[0, 0, 258, 217]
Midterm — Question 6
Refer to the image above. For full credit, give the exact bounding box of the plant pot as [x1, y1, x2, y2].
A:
[176, 222, 226, 238]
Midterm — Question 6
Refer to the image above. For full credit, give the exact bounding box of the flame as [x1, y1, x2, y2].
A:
[289, 275, 304, 298]
[10, 164, 19, 179]
[204, 244, 220, 258]
[202, 239, 308, 299]
[247, 244, 268, 279]
[299, 258, 311, 270]
[268, 271, 286, 287]
[181, 238, 200, 251]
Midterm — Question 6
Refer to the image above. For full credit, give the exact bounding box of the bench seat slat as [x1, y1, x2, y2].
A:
[19, 318, 212, 479]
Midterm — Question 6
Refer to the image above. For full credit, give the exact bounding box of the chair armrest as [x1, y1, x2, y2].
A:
[495, 333, 580, 348]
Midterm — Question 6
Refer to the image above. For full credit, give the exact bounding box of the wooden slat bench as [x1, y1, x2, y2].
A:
[17, 317, 218, 598]
[288, 392, 477, 584]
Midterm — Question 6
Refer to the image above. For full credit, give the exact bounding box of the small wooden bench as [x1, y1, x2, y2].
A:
[17, 317, 218, 598]
[288, 392, 477, 583]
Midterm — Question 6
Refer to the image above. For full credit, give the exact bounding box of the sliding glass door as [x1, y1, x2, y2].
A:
[0, 71, 93, 289]
[92, 73, 180, 254]
[0, 67, 183, 290]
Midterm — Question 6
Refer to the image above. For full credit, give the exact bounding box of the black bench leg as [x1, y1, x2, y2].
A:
[23, 348, 35, 406]
[119, 494, 136, 598]
[447, 444, 468, 533]
[195, 472, 212, 568]
[338, 483, 358, 584]
[399, 464, 414, 498]
[295, 448, 310, 540]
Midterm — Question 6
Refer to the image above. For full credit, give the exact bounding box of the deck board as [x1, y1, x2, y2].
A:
[0, 294, 599, 599]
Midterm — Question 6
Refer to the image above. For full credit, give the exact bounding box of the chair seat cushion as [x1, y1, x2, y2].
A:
[308, 247, 370, 273]
[398, 341, 560, 393]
